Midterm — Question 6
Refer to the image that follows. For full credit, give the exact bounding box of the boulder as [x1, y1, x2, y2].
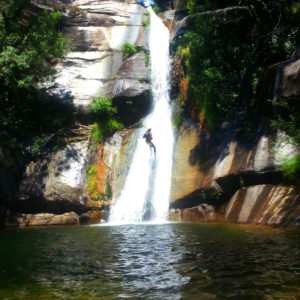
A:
[281, 58, 300, 98]
[5, 211, 79, 227]
[79, 211, 93, 225]
[16, 141, 90, 214]
[113, 52, 150, 98]
[79, 210, 105, 225]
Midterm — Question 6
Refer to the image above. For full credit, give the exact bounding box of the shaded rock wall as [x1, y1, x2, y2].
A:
[171, 185, 300, 226]
[169, 50, 300, 225]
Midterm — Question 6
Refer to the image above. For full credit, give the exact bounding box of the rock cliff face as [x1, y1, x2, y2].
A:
[2, 2, 299, 227]
[169, 120, 300, 225]
[169, 12, 300, 226]
[1, 0, 150, 227]
[16, 141, 90, 214]
[49, 0, 150, 111]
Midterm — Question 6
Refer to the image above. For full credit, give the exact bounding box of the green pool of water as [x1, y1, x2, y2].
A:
[0, 223, 299, 299]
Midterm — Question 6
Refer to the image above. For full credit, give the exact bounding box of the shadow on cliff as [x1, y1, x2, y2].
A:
[113, 90, 152, 127]
[172, 119, 282, 210]
[188, 119, 266, 173]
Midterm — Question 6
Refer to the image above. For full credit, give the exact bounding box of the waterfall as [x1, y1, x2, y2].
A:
[108, 8, 174, 225]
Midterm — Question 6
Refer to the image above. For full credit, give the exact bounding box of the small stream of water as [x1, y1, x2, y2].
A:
[109, 8, 174, 225]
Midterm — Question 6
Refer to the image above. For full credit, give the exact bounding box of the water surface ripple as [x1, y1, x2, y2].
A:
[0, 223, 299, 299]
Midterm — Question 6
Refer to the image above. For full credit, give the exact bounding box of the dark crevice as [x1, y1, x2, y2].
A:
[170, 169, 283, 209]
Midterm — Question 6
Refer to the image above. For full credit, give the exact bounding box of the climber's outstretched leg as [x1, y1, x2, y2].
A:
[150, 142, 156, 156]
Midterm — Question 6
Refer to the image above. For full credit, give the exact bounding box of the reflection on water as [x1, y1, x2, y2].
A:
[0, 223, 299, 299]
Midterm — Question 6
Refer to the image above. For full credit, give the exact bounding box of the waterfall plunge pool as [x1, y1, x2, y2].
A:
[0, 223, 299, 299]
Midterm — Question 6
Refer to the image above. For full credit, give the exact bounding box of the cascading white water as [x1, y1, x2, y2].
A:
[108, 7, 174, 225]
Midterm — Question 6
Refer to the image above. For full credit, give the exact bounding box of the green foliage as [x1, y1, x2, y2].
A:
[0, 0, 69, 136]
[172, 111, 183, 129]
[174, 0, 300, 129]
[90, 119, 123, 144]
[87, 165, 101, 200]
[281, 155, 300, 180]
[105, 180, 112, 200]
[153, 6, 160, 13]
[271, 97, 300, 147]
[88, 97, 123, 144]
[88, 97, 117, 117]
[30, 136, 46, 156]
[144, 52, 150, 67]
[121, 42, 137, 59]
[142, 11, 150, 27]
[86, 165, 113, 201]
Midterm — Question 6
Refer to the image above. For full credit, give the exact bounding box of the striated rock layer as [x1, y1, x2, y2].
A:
[169, 53, 300, 225]
[168, 8, 300, 225]
[49, 0, 150, 111]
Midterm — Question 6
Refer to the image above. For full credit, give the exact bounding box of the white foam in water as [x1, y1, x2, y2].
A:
[108, 8, 174, 225]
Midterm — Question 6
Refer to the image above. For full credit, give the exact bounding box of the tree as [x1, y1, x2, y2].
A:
[174, 0, 300, 128]
[0, 0, 68, 135]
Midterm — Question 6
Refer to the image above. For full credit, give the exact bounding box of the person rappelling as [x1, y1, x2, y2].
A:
[143, 128, 156, 155]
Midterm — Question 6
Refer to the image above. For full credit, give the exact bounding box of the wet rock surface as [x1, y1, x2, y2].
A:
[102, 129, 138, 203]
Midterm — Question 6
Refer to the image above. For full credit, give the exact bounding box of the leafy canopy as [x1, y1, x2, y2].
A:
[0, 0, 68, 135]
[174, 0, 300, 128]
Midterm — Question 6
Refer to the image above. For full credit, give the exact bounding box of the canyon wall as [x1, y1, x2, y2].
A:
[1, 0, 149, 226]
[1, 1, 299, 227]
[167, 11, 300, 226]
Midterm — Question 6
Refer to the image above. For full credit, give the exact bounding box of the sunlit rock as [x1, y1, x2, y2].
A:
[225, 185, 300, 225]
[170, 121, 296, 211]
[171, 184, 300, 226]
[48, 0, 149, 110]
[281, 59, 300, 98]
[5, 211, 79, 227]
[17, 141, 90, 213]
[102, 130, 138, 203]
[273, 130, 299, 165]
